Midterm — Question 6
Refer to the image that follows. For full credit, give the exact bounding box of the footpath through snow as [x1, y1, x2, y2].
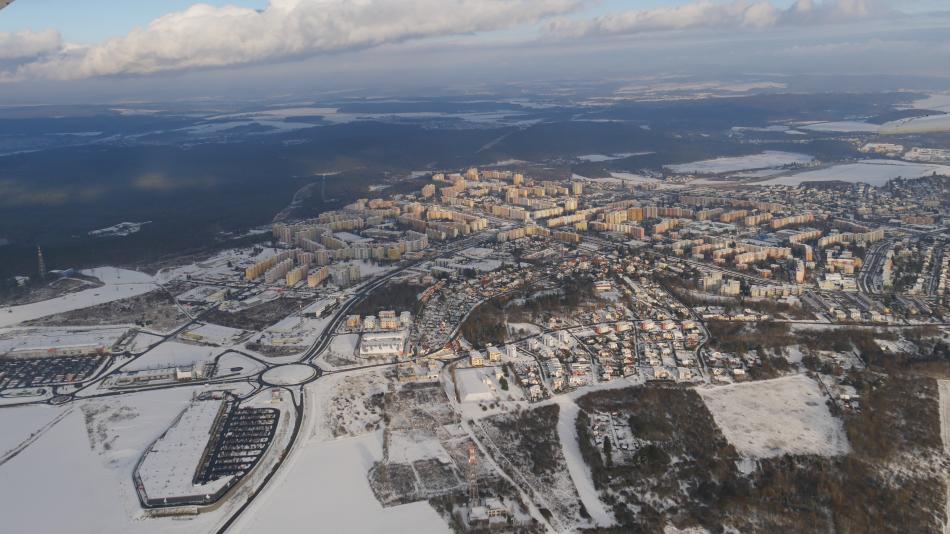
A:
[554, 396, 614, 527]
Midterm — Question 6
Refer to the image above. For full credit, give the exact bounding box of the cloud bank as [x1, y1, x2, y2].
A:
[0, 0, 923, 83]
[0, 29, 61, 60]
[546, 0, 892, 38]
[2, 0, 580, 81]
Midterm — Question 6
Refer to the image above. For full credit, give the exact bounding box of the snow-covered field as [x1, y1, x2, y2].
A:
[938, 380, 950, 534]
[0, 267, 156, 328]
[122, 340, 219, 371]
[322, 370, 387, 437]
[665, 151, 813, 174]
[880, 113, 950, 134]
[181, 322, 247, 345]
[234, 374, 449, 534]
[577, 152, 653, 162]
[233, 432, 449, 534]
[698, 374, 850, 458]
[796, 114, 950, 135]
[798, 121, 879, 133]
[0, 387, 228, 534]
[910, 93, 950, 112]
[758, 159, 950, 186]
[215, 351, 265, 377]
[0, 404, 68, 461]
[608, 172, 661, 183]
[554, 397, 613, 527]
[507, 322, 542, 337]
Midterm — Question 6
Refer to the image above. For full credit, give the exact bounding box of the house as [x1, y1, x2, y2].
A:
[469, 350, 485, 367]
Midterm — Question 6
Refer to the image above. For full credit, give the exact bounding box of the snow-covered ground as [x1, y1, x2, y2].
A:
[122, 340, 220, 372]
[698, 374, 850, 458]
[180, 322, 247, 345]
[938, 380, 950, 534]
[798, 121, 879, 133]
[233, 432, 449, 534]
[215, 352, 265, 378]
[910, 93, 950, 112]
[0, 267, 157, 328]
[0, 386, 232, 534]
[554, 397, 614, 527]
[0, 404, 69, 462]
[758, 159, 950, 187]
[577, 152, 653, 162]
[880, 113, 950, 134]
[0, 326, 129, 354]
[665, 151, 813, 174]
[608, 172, 661, 183]
[387, 430, 453, 465]
[233, 373, 450, 534]
[322, 370, 388, 437]
[130, 331, 165, 352]
[507, 322, 542, 337]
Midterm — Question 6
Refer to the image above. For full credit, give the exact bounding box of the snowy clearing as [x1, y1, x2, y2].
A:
[938, 380, 950, 534]
[577, 152, 653, 162]
[122, 340, 219, 372]
[583, 173, 662, 186]
[758, 159, 950, 187]
[554, 397, 614, 527]
[665, 151, 813, 174]
[910, 93, 950, 112]
[0, 267, 157, 328]
[798, 121, 879, 133]
[881, 113, 950, 134]
[698, 374, 850, 458]
[233, 432, 449, 534]
[0, 387, 227, 534]
[0, 404, 68, 462]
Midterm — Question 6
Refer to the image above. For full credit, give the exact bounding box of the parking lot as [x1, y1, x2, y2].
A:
[194, 404, 280, 484]
[0, 355, 106, 390]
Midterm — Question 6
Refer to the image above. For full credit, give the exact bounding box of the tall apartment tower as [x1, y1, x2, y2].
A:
[36, 246, 47, 279]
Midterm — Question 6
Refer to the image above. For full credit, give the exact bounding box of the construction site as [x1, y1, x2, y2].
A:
[365, 380, 536, 531]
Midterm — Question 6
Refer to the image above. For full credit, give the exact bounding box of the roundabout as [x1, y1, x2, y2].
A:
[260, 363, 319, 386]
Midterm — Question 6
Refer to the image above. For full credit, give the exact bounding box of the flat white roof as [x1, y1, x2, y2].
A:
[137, 400, 233, 500]
[456, 368, 496, 403]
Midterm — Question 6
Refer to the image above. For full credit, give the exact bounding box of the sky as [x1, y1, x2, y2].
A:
[0, 0, 948, 103]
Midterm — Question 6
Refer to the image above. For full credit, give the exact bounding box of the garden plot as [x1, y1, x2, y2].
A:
[698, 374, 850, 458]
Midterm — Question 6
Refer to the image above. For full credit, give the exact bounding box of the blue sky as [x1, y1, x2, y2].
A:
[0, 0, 267, 41]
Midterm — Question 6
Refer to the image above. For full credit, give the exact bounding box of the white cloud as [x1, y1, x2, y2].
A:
[546, 0, 892, 38]
[0, 29, 61, 60]
[3, 0, 581, 81]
